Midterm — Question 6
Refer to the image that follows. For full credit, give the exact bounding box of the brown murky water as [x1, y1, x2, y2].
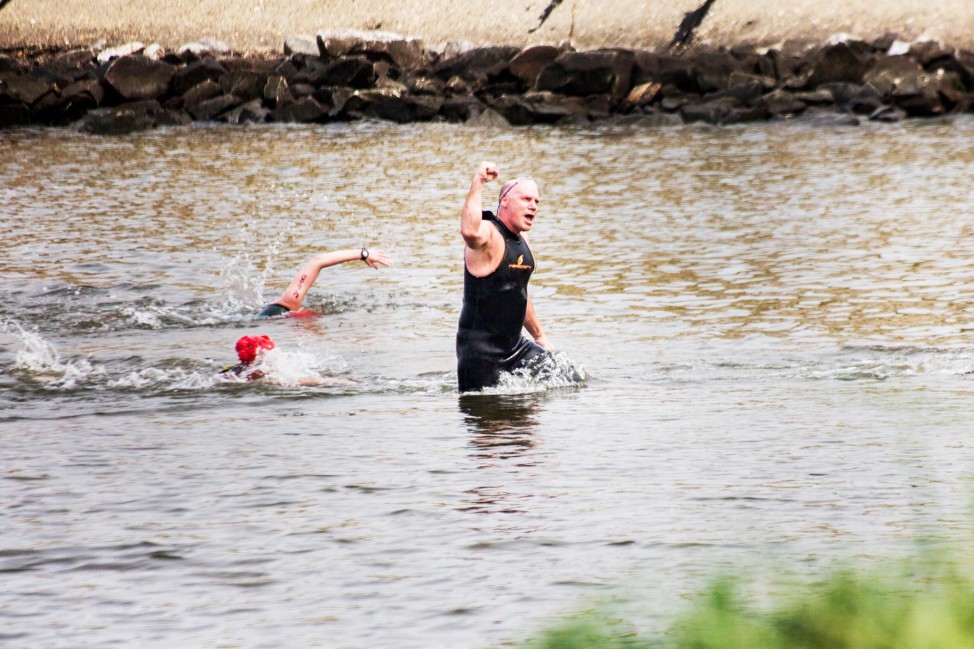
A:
[2, 118, 974, 647]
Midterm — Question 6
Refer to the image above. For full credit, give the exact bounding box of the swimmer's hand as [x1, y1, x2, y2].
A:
[534, 333, 553, 351]
[363, 248, 393, 270]
[475, 161, 499, 185]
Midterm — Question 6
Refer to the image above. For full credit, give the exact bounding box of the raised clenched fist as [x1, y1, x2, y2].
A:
[475, 161, 499, 185]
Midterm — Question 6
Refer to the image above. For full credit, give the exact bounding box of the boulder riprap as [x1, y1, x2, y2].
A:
[3, 31, 974, 132]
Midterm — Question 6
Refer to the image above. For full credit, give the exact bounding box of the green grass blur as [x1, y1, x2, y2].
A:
[523, 559, 974, 649]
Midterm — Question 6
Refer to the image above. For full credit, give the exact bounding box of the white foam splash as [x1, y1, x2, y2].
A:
[222, 348, 353, 387]
[1, 318, 103, 388]
[483, 351, 587, 395]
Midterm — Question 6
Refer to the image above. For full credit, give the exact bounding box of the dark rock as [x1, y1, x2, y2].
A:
[290, 81, 318, 97]
[218, 57, 280, 76]
[761, 89, 807, 116]
[221, 99, 269, 123]
[407, 75, 443, 96]
[926, 51, 974, 91]
[54, 78, 104, 122]
[729, 71, 776, 91]
[372, 60, 400, 82]
[660, 95, 692, 111]
[189, 94, 240, 121]
[632, 51, 696, 91]
[821, 82, 862, 105]
[523, 90, 593, 122]
[104, 55, 177, 101]
[172, 58, 227, 95]
[83, 109, 154, 134]
[272, 96, 326, 122]
[321, 56, 376, 88]
[434, 46, 521, 82]
[62, 78, 104, 105]
[761, 49, 802, 83]
[806, 41, 872, 87]
[315, 31, 421, 63]
[863, 56, 925, 95]
[680, 98, 738, 124]
[953, 95, 974, 113]
[312, 86, 353, 115]
[872, 33, 901, 53]
[721, 105, 771, 124]
[865, 57, 947, 115]
[263, 75, 292, 107]
[846, 84, 885, 114]
[578, 95, 612, 120]
[0, 102, 33, 127]
[440, 95, 486, 122]
[508, 46, 562, 86]
[703, 79, 763, 105]
[316, 32, 362, 60]
[445, 76, 470, 95]
[465, 107, 509, 127]
[1, 74, 53, 105]
[869, 105, 905, 122]
[894, 89, 946, 117]
[181, 79, 223, 110]
[0, 55, 24, 75]
[910, 41, 953, 67]
[536, 49, 633, 99]
[220, 69, 267, 101]
[274, 59, 302, 84]
[81, 100, 163, 134]
[692, 50, 740, 92]
[349, 38, 428, 70]
[365, 93, 443, 123]
[485, 95, 535, 125]
[158, 110, 191, 127]
[50, 49, 96, 78]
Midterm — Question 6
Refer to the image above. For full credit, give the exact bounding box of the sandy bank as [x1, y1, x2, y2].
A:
[1, 0, 973, 53]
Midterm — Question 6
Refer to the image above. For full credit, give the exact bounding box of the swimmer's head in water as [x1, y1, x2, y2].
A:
[236, 335, 276, 364]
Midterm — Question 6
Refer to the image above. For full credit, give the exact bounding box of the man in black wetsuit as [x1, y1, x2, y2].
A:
[456, 161, 552, 392]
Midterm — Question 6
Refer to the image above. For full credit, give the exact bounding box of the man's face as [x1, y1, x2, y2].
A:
[500, 180, 540, 234]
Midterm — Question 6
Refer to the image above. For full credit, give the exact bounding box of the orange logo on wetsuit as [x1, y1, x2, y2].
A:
[508, 254, 532, 270]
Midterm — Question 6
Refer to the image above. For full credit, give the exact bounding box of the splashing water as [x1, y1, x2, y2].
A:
[220, 347, 353, 388]
[487, 351, 587, 395]
[2, 318, 103, 388]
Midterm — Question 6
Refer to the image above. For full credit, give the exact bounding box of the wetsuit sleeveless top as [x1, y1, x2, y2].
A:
[456, 211, 548, 392]
[257, 303, 290, 318]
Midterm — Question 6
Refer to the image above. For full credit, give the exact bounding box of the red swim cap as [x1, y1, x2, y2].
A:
[236, 335, 276, 364]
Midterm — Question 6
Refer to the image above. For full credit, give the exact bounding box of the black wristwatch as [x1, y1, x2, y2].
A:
[360, 247, 370, 261]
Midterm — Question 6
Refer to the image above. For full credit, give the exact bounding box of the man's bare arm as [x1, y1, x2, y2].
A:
[461, 161, 499, 251]
[524, 295, 551, 350]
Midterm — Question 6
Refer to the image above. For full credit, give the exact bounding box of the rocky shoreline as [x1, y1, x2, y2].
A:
[2, 31, 973, 133]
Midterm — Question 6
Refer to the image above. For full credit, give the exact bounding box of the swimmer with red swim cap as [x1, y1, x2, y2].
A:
[258, 248, 393, 318]
[221, 334, 354, 386]
[221, 334, 276, 379]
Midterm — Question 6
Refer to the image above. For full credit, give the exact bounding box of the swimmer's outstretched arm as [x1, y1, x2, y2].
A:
[273, 248, 393, 311]
[524, 295, 551, 350]
[461, 161, 499, 251]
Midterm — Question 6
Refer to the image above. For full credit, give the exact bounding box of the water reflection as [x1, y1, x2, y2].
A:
[458, 394, 544, 516]
[460, 394, 542, 463]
